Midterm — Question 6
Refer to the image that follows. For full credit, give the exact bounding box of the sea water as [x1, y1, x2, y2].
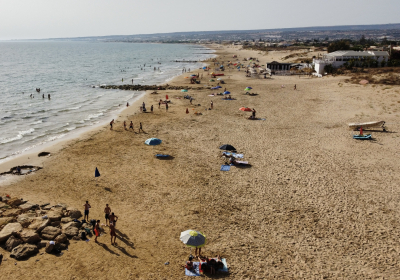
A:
[0, 41, 215, 162]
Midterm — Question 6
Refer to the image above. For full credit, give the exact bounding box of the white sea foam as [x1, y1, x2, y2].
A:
[84, 112, 104, 121]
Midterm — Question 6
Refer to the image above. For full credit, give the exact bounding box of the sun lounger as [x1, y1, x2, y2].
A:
[234, 161, 249, 165]
[220, 165, 231, 171]
[222, 152, 244, 158]
[185, 262, 201, 276]
[155, 154, 170, 158]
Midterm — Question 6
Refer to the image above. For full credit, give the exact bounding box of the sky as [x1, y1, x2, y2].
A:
[1, 0, 399, 40]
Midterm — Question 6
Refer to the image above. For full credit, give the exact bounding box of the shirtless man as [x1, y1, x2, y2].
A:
[83, 201, 91, 221]
[129, 121, 134, 131]
[109, 212, 118, 227]
[104, 204, 111, 226]
[110, 222, 117, 245]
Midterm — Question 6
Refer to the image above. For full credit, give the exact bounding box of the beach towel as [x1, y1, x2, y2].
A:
[220, 165, 231, 171]
[185, 262, 201, 276]
[235, 161, 248, 165]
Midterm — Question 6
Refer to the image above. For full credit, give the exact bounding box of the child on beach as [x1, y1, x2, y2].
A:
[129, 121, 134, 131]
[110, 119, 115, 130]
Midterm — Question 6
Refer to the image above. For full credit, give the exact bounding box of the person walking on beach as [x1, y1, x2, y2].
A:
[252, 108, 256, 119]
[123, 121, 127, 130]
[158, 100, 161, 109]
[109, 212, 118, 227]
[110, 222, 117, 245]
[211, 101, 213, 109]
[129, 121, 134, 131]
[94, 220, 100, 243]
[104, 204, 111, 226]
[110, 119, 115, 130]
[294, 84, 297, 90]
[151, 105, 153, 112]
[139, 122, 144, 133]
[83, 201, 91, 221]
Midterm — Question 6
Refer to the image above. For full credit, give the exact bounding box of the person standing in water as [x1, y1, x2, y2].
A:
[48, 94, 51, 99]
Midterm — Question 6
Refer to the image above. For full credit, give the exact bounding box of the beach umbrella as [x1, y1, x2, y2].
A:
[219, 144, 236, 151]
[244, 88, 251, 91]
[246, 87, 253, 89]
[239, 107, 252, 112]
[145, 138, 162, 146]
[180, 230, 206, 248]
[223, 91, 230, 95]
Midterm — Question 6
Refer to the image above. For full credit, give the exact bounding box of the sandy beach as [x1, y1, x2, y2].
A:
[1, 44, 400, 279]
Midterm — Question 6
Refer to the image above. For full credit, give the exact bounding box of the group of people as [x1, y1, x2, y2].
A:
[109, 119, 144, 133]
[83, 201, 119, 245]
[184, 254, 225, 275]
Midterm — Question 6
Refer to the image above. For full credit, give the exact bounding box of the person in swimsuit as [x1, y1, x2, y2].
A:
[83, 201, 91, 221]
[182, 256, 194, 271]
[104, 204, 111, 226]
[110, 119, 115, 130]
[123, 121, 126, 130]
[110, 222, 117, 245]
[129, 121, 134, 131]
[139, 122, 143, 133]
[109, 212, 118, 227]
[210, 101, 213, 109]
[94, 220, 100, 243]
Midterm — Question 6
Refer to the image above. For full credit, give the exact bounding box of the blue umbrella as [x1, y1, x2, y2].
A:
[223, 91, 230, 95]
[145, 138, 162, 146]
[247, 86, 253, 89]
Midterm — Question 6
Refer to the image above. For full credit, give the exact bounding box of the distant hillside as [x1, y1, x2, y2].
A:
[33, 23, 400, 41]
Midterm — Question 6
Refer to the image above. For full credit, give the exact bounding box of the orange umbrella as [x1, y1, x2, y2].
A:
[239, 107, 252, 112]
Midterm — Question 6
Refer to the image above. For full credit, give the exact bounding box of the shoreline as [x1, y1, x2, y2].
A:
[0, 46, 215, 181]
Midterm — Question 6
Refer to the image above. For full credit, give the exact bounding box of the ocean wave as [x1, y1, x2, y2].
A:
[0, 134, 23, 144]
[20, 128, 35, 135]
[47, 134, 67, 142]
[84, 112, 103, 121]
[30, 120, 43, 125]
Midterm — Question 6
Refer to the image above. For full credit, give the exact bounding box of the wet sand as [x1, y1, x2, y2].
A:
[1, 45, 400, 279]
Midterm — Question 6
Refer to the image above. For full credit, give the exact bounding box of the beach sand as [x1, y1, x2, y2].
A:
[1, 45, 400, 279]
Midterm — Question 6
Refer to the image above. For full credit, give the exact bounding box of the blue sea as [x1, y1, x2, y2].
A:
[0, 42, 214, 162]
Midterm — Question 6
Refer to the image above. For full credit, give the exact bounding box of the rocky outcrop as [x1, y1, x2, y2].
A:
[55, 233, 67, 244]
[19, 202, 39, 212]
[10, 244, 39, 260]
[0, 217, 13, 227]
[61, 217, 72, 223]
[47, 210, 63, 222]
[0, 222, 23, 243]
[45, 242, 54, 254]
[67, 207, 82, 219]
[5, 236, 23, 251]
[62, 222, 79, 238]
[28, 218, 50, 233]
[41, 226, 61, 240]
[18, 229, 41, 244]
[6, 198, 24, 207]
[100, 84, 205, 91]
[17, 213, 36, 227]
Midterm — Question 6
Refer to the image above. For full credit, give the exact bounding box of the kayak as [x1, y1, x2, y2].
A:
[353, 134, 372, 140]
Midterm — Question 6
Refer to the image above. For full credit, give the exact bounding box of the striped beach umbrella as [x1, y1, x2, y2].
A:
[180, 230, 206, 248]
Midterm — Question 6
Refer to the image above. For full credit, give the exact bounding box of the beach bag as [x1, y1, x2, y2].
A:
[81, 231, 86, 240]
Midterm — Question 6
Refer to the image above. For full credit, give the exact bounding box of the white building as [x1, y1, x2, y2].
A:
[313, 50, 389, 75]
